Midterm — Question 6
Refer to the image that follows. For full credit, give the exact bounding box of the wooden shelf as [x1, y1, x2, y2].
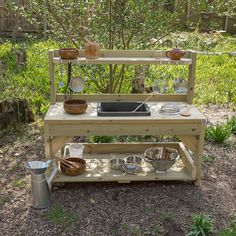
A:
[53, 57, 192, 65]
[52, 142, 196, 183]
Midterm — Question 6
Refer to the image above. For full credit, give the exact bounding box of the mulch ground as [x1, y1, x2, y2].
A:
[0, 106, 235, 236]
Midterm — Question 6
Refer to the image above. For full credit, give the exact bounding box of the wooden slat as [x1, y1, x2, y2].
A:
[53, 57, 192, 65]
[83, 142, 179, 154]
[49, 50, 56, 104]
[178, 135, 198, 153]
[52, 49, 194, 58]
[195, 122, 205, 185]
[48, 123, 201, 136]
[187, 51, 197, 104]
[179, 142, 197, 179]
[53, 170, 193, 183]
[56, 94, 187, 102]
[44, 102, 206, 124]
[51, 136, 72, 155]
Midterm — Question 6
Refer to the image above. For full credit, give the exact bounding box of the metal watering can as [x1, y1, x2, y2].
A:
[25, 160, 57, 209]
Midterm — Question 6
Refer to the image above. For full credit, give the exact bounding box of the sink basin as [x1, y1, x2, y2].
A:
[97, 102, 151, 116]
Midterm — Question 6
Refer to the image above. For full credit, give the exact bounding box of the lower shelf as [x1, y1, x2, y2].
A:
[52, 142, 196, 183]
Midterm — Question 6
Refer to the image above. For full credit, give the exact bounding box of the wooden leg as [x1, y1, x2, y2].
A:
[194, 123, 205, 186]
[44, 123, 52, 160]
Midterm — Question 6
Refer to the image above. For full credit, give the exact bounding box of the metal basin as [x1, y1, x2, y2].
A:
[97, 102, 151, 116]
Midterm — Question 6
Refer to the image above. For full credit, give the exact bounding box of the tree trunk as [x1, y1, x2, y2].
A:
[0, 99, 34, 131]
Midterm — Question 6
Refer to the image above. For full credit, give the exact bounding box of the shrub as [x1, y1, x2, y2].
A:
[227, 116, 236, 135]
[187, 213, 214, 236]
[205, 124, 231, 143]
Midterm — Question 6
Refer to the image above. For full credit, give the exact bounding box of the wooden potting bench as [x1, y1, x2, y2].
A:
[44, 50, 205, 185]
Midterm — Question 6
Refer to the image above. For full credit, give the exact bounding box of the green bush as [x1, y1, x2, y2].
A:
[88, 136, 116, 143]
[205, 124, 231, 143]
[227, 116, 236, 134]
[218, 219, 236, 236]
[187, 213, 214, 236]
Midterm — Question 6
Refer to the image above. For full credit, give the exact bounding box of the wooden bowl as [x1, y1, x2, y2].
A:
[59, 48, 79, 60]
[64, 99, 87, 114]
[60, 157, 86, 176]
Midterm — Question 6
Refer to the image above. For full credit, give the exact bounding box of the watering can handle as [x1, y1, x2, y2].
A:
[46, 160, 58, 186]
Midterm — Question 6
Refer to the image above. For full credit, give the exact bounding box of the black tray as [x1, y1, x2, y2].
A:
[97, 102, 151, 116]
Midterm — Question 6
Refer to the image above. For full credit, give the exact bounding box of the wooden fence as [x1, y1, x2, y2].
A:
[0, 0, 38, 38]
[0, 1, 235, 38]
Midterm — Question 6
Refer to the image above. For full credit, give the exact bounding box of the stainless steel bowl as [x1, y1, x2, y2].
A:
[121, 163, 140, 174]
[144, 147, 179, 172]
[126, 155, 142, 164]
[109, 158, 125, 170]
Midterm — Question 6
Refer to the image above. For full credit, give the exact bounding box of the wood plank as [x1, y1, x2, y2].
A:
[179, 142, 197, 179]
[83, 142, 179, 154]
[53, 57, 192, 65]
[51, 136, 72, 155]
[47, 123, 201, 136]
[178, 135, 198, 153]
[52, 49, 194, 58]
[53, 170, 193, 183]
[49, 50, 56, 104]
[44, 102, 206, 123]
[187, 51, 197, 104]
[56, 94, 187, 102]
[195, 122, 205, 185]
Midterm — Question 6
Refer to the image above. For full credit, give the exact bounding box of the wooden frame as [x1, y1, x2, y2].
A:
[45, 49, 205, 185]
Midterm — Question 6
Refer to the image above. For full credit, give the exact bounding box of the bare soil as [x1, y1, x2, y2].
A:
[0, 106, 235, 236]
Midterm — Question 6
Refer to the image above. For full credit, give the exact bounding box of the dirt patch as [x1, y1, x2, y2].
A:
[0, 107, 235, 235]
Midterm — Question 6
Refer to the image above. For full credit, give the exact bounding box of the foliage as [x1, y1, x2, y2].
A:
[227, 116, 236, 134]
[1, 32, 236, 115]
[11, 178, 27, 188]
[218, 217, 236, 236]
[88, 136, 116, 143]
[187, 213, 214, 236]
[45, 204, 79, 229]
[0, 194, 11, 209]
[202, 154, 216, 165]
[5, 0, 180, 93]
[0, 40, 59, 115]
[205, 124, 231, 144]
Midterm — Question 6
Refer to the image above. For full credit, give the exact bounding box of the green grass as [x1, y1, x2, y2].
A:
[227, 116, 236, 134]
[45, 204, 79, 229]
[0, 194, 11, 209]
[11, 178, 27, 188]
[10, 161, 21, 172]
[202, 154, 216, 164]
[218, 217, 236, 236]
[0, 32, 236, 117]
[187, 213, 214, 236]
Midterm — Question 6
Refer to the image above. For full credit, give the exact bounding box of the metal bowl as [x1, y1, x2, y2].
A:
[144, 147, 179, 172]
[149, 158, 177, 172]
[109, 158, 125, 170]
[126, 155, 142, 164]
[121, 163, 140, 175]
[144, 147, 163, 162]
